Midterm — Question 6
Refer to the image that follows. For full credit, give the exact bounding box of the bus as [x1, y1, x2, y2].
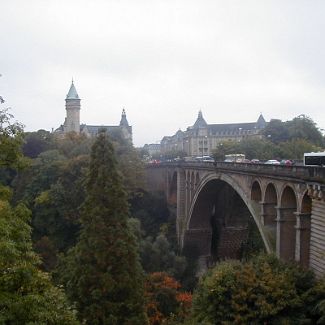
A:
[304, 152, 325, 166]
[224, 154, 245, 163]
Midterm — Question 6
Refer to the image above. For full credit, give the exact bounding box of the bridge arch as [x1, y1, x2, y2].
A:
[251, 180, 262, 202]
[184, 173, 272, 259]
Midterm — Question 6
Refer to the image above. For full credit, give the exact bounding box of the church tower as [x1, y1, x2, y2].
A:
[64, 80, 80, 133]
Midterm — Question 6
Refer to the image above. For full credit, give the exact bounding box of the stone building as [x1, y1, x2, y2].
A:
[55, 81, 132, 142]
[160, 111, 266, 157]
[143, 143, 161, 157]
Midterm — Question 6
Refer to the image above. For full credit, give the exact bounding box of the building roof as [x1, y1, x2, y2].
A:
[192, 110, 208, 128]
[256, 114, 266, 129]
[66, 81, 80, 100]
[208, 122, 257, 132]
[119, 109, 129, 127]
[80, 124, 121, 136]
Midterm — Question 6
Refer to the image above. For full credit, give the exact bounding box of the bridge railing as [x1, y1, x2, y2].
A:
[213, 161, 325, 183]
[147, 161, 325, 184]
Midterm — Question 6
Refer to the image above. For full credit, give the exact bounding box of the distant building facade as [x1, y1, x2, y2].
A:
[55, 81, 132, 142]
[161, 111, 267, 157]
[143, 143, 161, 157]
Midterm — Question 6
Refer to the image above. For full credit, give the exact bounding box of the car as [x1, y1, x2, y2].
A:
[251, 159, 260, 164]
[264, 159, 280, 165]
[280, 159, 293, 166]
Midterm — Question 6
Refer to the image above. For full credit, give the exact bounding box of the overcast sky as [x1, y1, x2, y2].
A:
[1, 1, 325, 146]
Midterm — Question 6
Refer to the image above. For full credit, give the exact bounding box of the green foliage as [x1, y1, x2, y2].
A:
[263, 119, 290, 144]
[140, 234, 187, 280]
[240, 216, 266, 260]
[0, 108, 26, 169]
[278, 138, 323, 160]
[54, 132, 93, 158]
[0, 198, 79, 324]
[23, 130, 54, 158]
[130, 190, 170, 237]
[212, 142, 239, 161]
[263, 115, 324, 147]
[212, 116, 324, 161]
[59, 131, 147, 324]
[191, 254, 324, 324]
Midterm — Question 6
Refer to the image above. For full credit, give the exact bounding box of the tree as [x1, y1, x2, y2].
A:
[22, 130, 54, 158]
[0, 189, 79, 324]
[0, 105, 78, 324]
[262, 119, 289, 144]
[212, 142, 239, 161]
[287, 115, 324, 147]
[140, 234, 187, 279]
[263, 116, 325, 147]
[59, 131, 148, 325]
[191, 254, 323, 324]
[0, 107, 26, 169]
[145, 272, 192, 325]
[278, 138, 323, 160]
[236, 138, 279, 160]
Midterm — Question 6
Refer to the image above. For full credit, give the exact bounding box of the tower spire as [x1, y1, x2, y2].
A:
[64, 80, 81, 133]
[66, 80, 79, 100]
[120, 108, 129, 127]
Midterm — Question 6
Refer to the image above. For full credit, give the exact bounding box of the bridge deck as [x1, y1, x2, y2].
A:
[151, 161, 325, 185]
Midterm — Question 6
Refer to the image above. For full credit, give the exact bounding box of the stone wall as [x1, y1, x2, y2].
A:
[309, 199, 325, 277]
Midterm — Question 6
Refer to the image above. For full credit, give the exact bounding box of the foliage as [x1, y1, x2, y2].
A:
[263, 115, 324, 147]
[191, 254, 325, 324]
[58, 131, 147, 325]
[212, 138, 279, 161]
[54, 132, 93, 158]
[0, 195, 79, 324]
[212, 115, 324, 161]
[23, 130, 54, 158]
[212, 142, 239, 161]
[278, 138, 323, 160]
[140, 234, 187, 280]
[0, 108, 26, 169]
[263, 119, 290, 144]
[239, 216, 266, 260]
[129, 190, 170, 237]
[145, 272, 192, 325]
[112, 129, 146, 197]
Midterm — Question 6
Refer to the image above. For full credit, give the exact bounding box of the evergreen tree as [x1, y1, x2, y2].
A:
[60, 131, 147, 325]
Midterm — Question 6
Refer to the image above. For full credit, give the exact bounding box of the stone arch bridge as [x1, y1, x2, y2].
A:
[145, 161, 325, 276]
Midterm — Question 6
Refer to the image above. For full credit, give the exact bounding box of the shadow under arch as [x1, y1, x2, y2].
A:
[278, 185, 297, 261]
[251, 180, 262, 202]
[168, 171, 177, 206]
[183, 173, 272, 260]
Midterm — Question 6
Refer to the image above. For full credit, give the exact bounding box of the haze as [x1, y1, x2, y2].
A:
[1, 0, 325, 146]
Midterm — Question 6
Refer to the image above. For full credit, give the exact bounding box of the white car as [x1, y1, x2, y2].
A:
[264, 159, 280, 165]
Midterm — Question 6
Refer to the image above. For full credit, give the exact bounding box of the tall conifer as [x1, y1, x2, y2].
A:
[61, 131, 147, 325]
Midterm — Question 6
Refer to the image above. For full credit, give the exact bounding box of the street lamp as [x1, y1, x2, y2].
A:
[238, 128, 242, 142]
[203, 135, 208, 157]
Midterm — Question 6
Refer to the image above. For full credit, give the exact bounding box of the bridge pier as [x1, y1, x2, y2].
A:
[276, 207, 296, 261]
[294, 212, 311, 268]
[177, 169, 186, 248]
[260, 202, 277, 226]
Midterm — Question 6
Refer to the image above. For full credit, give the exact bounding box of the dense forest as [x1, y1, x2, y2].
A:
[1, 104, 325, 324]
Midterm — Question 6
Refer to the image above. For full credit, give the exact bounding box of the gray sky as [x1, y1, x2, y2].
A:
[1, 0, 325, 147]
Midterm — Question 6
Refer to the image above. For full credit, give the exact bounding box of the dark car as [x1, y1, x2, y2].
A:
[280, 159, 293, 166]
